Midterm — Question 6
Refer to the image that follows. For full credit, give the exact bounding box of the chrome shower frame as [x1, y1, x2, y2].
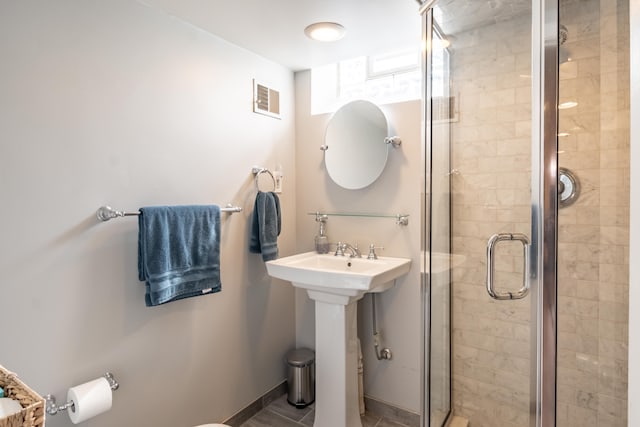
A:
[531, 0, 559, 425]
[419, 3, 434, 427]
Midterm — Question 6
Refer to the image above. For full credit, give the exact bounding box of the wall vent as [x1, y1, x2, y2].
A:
[433, 96, 458, 122]
[253, 80, 281, 119]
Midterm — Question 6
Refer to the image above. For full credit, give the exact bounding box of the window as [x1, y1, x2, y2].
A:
[311, 49, 422, 115]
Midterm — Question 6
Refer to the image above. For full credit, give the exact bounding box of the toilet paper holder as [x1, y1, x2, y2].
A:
[45, 372, 119, 416]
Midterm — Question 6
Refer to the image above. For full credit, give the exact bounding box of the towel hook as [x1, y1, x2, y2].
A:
[252, 166, 276, 192]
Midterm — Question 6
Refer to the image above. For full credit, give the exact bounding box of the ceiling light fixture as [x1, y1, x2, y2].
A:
[304, 22, 346, 42]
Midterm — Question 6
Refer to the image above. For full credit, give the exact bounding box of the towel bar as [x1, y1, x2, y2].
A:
[97, 204, 242, 222]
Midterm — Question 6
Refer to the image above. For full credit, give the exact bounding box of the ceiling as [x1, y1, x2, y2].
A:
[434, 0, 531, 35]
[140, 0, 424, 71]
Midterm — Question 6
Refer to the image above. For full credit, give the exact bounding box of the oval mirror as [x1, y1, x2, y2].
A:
[324, 100, 389, 190]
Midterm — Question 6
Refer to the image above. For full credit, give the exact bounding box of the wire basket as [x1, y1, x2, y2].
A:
[0, 365, 45, 427]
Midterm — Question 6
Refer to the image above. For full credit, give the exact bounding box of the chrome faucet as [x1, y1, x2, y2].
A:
[334, 242, 362, 258]
[367, 244, 384, 260]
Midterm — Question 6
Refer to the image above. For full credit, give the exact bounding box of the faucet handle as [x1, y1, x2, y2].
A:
[367, 244, 384, 260]
[351, 243, 362, 258]
[335, 242, 346, 257]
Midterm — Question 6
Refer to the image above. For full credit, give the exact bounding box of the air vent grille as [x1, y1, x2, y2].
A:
[253, 80, 281, 119]
[432, 96, 457, 122]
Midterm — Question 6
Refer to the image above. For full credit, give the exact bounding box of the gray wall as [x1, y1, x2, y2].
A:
[294, 70, 422, 413]
[0, 1, 297, 426]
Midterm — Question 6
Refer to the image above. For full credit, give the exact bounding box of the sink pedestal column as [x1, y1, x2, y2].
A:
[306, 289, 363, 427]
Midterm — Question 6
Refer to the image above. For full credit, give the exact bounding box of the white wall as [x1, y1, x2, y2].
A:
[0, 1, 296, 426]
[294, 70, 422, 413]
[629, 0, 639, 424]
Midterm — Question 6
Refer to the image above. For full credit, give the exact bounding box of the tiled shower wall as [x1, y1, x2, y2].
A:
[448, 1, 629, 426]
[556, 0, 629, 426]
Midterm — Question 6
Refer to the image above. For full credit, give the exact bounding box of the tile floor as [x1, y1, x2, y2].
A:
[238, 394, 413, 427]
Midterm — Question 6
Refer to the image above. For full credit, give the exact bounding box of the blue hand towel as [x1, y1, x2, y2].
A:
[138, 205, 222, 306]
[249, 192, 281, 261]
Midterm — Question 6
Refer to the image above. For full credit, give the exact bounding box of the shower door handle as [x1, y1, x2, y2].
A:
[486, 233, 530, 300]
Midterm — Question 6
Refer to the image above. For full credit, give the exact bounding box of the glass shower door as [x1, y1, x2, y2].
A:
[425, 21, 452, 427]
[421, 1, 552, 426]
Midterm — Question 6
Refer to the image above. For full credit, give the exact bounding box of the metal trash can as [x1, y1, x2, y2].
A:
[285, 348, 315, 408]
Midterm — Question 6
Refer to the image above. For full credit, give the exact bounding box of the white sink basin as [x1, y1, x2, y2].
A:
[266, 251, 411, 297]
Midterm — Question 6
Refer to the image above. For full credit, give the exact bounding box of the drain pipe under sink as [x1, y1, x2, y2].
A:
[357, 339, 365, 416]
[371, 293, 392, 360]
[357, 293, 391, 417]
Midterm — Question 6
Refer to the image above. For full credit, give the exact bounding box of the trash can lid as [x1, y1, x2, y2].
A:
[286, 348, 315, 367]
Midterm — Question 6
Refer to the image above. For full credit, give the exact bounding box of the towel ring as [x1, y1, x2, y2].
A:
[252, 167, 276, 192]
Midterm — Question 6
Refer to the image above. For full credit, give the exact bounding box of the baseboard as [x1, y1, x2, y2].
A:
[363, 396, 421, 427]
[223, 380, 287, 426]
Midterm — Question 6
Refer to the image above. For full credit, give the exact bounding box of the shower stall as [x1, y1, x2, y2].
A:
[420, 1, 629, 426]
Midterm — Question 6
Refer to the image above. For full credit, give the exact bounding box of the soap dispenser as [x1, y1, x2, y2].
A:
[314, 214, 330, 254]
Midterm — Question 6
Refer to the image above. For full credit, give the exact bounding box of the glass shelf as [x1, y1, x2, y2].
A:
[308, 211, 409, 226]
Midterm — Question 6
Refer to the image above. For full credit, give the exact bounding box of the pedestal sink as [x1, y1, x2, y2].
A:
[266, 252, 411, 427]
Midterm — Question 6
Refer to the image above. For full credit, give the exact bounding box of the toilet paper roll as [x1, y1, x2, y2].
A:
[66, 377, 113, 424]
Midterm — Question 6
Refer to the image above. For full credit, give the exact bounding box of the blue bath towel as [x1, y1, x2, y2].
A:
[138, 205, 222, 306]
[249, 192, 281, 261]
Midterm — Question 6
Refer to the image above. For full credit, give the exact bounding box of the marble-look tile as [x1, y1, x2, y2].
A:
[361, 411, 383, 427]
[299, 410, 314, 427]
[447, 415, 469, 427]
[597, 394, 627, 419]
[261, 382, 288, 407]
[239, 408, 303, 427]
[235, 392, 423, 427]
[598, 318, 628, 342]
[377, 418, 412, 427]
[227, 398, 265, 427]
[364, 397, 420, 427]
[266, 395, 313, 422]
